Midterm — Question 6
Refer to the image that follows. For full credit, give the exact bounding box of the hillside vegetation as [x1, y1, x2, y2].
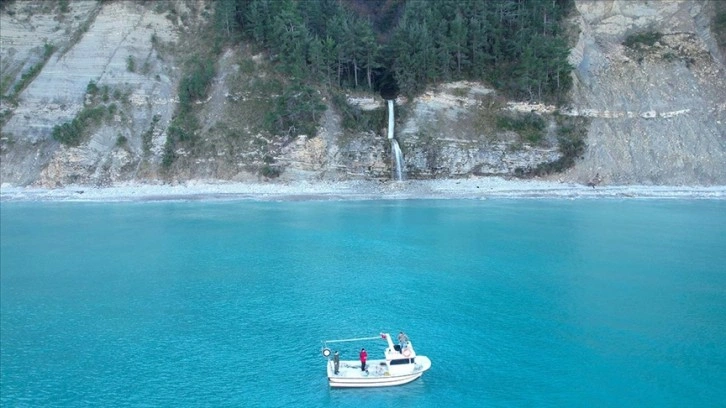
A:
[220, 0, 574, 98]
[1, 0, 724, 187]
[138, 0, 579, 173]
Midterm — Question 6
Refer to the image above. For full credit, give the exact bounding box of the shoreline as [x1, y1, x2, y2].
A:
[2, 178, 726, 202]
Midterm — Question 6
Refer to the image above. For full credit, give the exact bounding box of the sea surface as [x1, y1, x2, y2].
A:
[1, 199, 725, 407]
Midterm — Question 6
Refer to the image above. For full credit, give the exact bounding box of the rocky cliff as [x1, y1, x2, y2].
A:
[566, 0, 726, 185]
[1, 0, 724, 187]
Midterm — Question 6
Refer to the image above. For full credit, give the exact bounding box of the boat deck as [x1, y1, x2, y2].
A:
[328, 358, 390, 378]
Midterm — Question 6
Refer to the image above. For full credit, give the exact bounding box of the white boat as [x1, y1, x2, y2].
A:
[321, 332, 432, 388]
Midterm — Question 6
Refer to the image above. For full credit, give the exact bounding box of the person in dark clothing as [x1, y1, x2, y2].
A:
[359, 348, 368, 372]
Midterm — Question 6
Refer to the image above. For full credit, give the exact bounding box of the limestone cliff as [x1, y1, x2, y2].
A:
[565, 0, 726, 185]
[1, 0, 724, 187]
[1, 0, 179, 186]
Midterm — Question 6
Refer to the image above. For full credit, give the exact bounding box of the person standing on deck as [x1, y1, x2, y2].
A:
[359, 348, 368, 372]
[333, 351, 340, 375]
[398, 332, 409, 350]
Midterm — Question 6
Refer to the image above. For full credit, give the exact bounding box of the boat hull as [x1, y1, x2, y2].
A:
[327, 356, 431, 388]
[329, 372, 423, 388]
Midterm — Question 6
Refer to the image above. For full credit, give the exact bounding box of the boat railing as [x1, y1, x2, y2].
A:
[323, 335, 383, 345]
[321, 334, 389, 358]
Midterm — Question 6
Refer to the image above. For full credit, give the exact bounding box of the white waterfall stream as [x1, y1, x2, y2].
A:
[387, 99, 404, 181]
[387, 100, 395, 140]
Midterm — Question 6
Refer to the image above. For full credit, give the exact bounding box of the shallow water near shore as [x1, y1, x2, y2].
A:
[2, 199, 725, 407]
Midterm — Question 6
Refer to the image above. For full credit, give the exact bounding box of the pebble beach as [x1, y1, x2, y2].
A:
[2, 178, 725, 202]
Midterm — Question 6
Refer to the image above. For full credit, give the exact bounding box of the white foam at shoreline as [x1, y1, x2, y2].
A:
[1, 178, 725, 202]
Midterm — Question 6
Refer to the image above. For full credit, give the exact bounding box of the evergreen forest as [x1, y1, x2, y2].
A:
[159, 0, 578, 161]
[216, 0, 575, 102]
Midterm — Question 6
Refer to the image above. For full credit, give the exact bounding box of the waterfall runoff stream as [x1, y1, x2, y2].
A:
[387, 99, 404, 181]
[391, 139, 404, 181]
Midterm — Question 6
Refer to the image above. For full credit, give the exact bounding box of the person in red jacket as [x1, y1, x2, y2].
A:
[359, 348, 368, 372]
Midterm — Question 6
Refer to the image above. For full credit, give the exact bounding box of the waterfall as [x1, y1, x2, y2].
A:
[387, 100, 395, 140]
[391, 138, 404, 181]
[387, 99, 404, 181]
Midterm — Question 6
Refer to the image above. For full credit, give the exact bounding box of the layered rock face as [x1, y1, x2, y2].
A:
[565, 0, 726, 184]
[1, 0, 724, 187]
[1, 1, 178, 186]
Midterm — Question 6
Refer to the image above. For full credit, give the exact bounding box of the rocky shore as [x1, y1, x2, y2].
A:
[2, 178, 724, 202]
[3, 1, 725, 189]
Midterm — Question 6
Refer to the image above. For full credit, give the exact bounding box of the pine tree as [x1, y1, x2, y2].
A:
[307, 34, 325, 83]
[215, 0, 240, 40]
[359, 21, 381, 90]
[320, 35, 339, 87]
[269, 0, 308, 78]
[449, 11, 468, 76]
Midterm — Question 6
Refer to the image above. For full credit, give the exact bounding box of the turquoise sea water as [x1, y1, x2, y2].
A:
[1, 199, 725, 407]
